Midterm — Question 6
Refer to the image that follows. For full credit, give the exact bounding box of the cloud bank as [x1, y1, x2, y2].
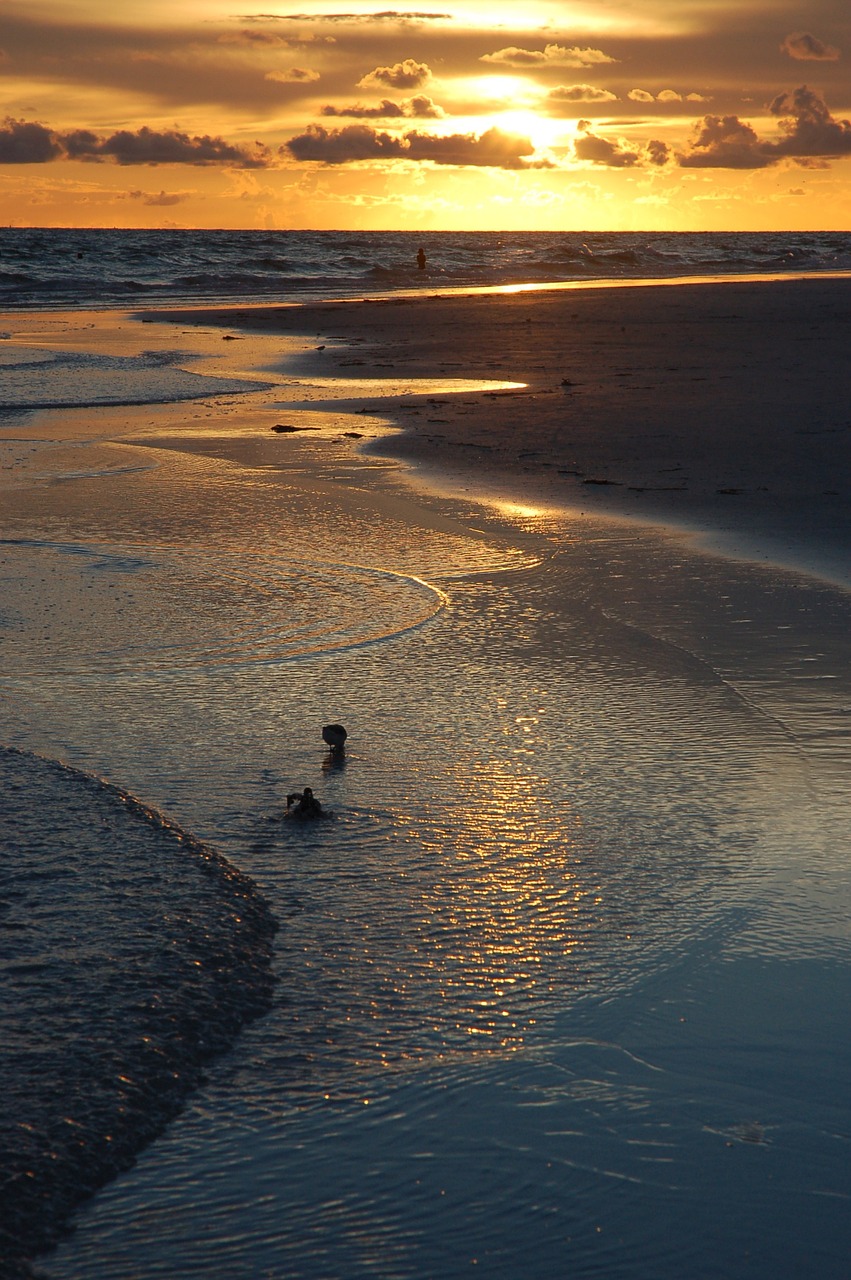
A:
[0, 118, 271, 166]
[679, 86, 851, 167]
[286, 123, 547, 168]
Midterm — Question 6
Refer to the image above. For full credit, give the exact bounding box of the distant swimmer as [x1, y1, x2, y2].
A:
[286, 786, 324, 819]
[416, 246, 426, 271]
[322, 723, 348, 755]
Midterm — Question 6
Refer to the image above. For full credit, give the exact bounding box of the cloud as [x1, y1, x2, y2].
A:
[265, 67, 321, 83]
[218, 30, 292, 46]
[285, 123, 544, 167]
[547, 84, 618, 105]
[629, 88, 710, 104]
[62, 125, 272, 167]
[678, 114, 771, 168]
[359, 58, 431, 89]
[0, 118, 63, 163]
[406, 126, 549, 168]
[240, 10, 450, 20]
[573, 125, 639, 167]
[679, 88, 851, 168]
[481, 43, 615, 69]
[569, 124, 669, 168]
[321, 95, 443, 118]
[219, 27, 336, 47]
[646, 139, 670, 166]
[127, 189, 188, 206]
[781, 32, 840, 62]
[286, 123, 406, 162]
[768, 85, 851, 157]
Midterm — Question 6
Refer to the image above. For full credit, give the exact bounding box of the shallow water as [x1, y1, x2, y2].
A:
[2, 314, 851, 1278]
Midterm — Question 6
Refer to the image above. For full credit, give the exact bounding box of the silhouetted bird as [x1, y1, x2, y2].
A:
[322, 723, 348, 755]
[286, 786, 324, 819]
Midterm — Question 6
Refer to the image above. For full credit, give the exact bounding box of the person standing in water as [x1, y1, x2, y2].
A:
[416, 246, 426, 270]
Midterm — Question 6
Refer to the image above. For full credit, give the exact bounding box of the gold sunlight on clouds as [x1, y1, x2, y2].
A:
[2, 1, 850, 228]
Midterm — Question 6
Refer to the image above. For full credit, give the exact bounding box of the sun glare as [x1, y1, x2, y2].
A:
[493, 109, 563, 150]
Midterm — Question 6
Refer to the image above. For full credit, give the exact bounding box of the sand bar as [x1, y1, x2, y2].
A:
[142, 274, 851, 587]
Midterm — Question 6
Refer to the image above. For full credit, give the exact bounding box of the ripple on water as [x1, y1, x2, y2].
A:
[0, 539, 446, 678]
[0, 746, 276, 1276]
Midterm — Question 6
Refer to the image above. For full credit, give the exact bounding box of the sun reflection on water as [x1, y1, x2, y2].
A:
[390, 760, 596, 1053]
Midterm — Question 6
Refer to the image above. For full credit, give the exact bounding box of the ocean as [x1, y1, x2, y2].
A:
[2, 228, 851, 310]
[2, 232, 851, 1278]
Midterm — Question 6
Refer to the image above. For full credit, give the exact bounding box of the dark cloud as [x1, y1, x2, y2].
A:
[321, 95, 442, 118]
[0, 118, 62, 163]
[0, 121, 271, 167]
[406, 126, 549, 168]
[781, 32, 840, 61]
[572, 126, 669, 167]
[127, 189, 187, 206]
[678, 114, 771, 168]
[323, 99, 406, 118]
[359, 58, 431, 89]
[285, 123, 544, 168]
[679, 87, 851, 167]
[285, 123, 406, 161]
[573, 126, 640, 167]
[67, 126, 271, 167]
[768, 84, 851, 156]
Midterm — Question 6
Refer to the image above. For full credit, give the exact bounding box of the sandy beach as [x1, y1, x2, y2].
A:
[144, 274, 851, 586]
[3, 277, 851, 1278]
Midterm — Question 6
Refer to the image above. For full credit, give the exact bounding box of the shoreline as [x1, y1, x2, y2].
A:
[138, 274, 851, 592]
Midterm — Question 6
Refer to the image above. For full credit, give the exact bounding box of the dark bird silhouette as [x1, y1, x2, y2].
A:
[322, 723, 348, 755]
[286, 786, 324, 819]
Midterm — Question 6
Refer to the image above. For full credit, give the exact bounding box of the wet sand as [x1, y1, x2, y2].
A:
[3, 284, 851, 1277]
[141, 274, 851, 588]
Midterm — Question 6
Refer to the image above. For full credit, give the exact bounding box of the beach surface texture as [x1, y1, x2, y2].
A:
[148, 275, 851, 585]
[2, 269, 851, 1279]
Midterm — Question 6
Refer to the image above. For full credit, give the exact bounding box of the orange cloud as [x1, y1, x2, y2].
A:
[358, 58, 431, 90]
[547, 84, 618, 105]
[781, 32, 840, 61]
[481, 44, 616, 69]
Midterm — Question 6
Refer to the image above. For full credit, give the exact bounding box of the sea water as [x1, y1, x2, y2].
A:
[2, 272, 851, 1278]
[2, 228, 851, 310]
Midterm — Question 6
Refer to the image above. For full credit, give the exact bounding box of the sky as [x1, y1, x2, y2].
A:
[2, 0, 850, 230]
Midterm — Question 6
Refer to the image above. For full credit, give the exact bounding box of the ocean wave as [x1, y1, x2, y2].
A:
[0, 745, 277, 1278]
[2, 229, 850, 311]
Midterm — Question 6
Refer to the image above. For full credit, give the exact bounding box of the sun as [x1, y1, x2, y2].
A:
[451, 75, 564, 151]
[490, 108, 564, 151]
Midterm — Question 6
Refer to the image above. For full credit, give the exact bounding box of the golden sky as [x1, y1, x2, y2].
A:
[2, 0, 850, 229]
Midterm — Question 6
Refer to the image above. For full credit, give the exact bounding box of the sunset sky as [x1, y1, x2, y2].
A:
[2, 0, 850, 230]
